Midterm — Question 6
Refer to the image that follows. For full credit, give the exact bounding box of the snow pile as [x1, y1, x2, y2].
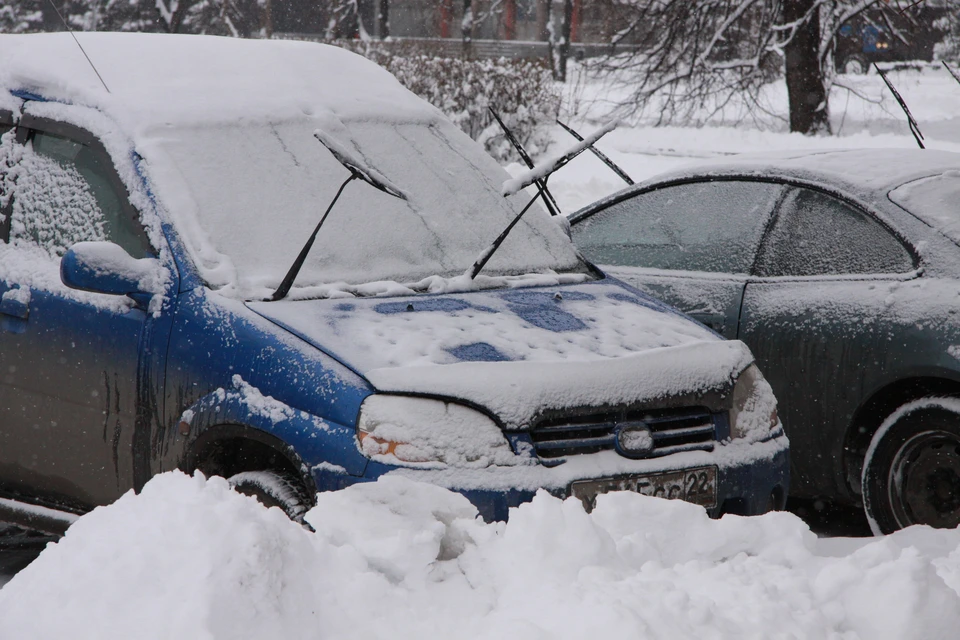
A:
[4, 472, 960, 639]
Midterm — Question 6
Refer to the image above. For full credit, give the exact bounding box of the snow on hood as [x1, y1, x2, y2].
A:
[3, 471, 960, 639]
[248, 281, 748, 428]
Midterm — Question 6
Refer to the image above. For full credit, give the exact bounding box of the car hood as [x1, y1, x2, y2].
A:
[246, 280, 753, 429]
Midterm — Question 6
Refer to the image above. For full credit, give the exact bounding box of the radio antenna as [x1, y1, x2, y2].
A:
[45, 0, 111, 94]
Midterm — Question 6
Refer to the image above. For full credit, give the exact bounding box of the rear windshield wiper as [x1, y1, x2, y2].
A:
[468, 121, 617, 280]
[267, 129, 407, 301]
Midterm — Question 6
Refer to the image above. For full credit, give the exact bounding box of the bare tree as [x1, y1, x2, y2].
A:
[590, 0, 902, 135]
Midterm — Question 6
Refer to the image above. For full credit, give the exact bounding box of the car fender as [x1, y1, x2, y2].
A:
[173, 381, 369, 482]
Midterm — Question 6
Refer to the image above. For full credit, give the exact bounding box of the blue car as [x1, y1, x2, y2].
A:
[0, 33, 787, 532]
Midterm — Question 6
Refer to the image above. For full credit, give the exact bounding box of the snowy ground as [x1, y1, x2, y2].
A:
[534, 63, 960, 215]
[2, 66, 960, 637]
[2, 472, 960, 639]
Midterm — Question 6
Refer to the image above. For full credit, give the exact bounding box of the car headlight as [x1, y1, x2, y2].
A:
[729, 364, 781, 443]
[356, 395, 522, 468]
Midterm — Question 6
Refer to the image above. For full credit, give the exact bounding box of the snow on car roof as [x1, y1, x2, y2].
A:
[580, 148, 960, 215]
[1, 34, 585, 297]
[0, 32, 435, 134]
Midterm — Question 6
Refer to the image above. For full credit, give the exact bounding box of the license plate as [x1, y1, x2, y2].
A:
[570, 466, 718, 512]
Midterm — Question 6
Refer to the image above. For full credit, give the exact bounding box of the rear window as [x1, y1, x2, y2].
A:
[889, 172, 960, 246]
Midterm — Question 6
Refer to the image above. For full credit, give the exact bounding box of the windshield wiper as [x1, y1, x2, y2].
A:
[267, 129, 407, 301]
[944, 61, 960, 89]
[489, 107, 562, 217]
[875, 64, 924, 150]
[557, 119, 634, 186]
[468, 121, 617, 280]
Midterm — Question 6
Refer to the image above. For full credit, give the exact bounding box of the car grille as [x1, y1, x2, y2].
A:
[530, 407, 717, 460]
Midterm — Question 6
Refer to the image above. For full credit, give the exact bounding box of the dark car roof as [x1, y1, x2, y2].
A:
[572, 148, 960, 221]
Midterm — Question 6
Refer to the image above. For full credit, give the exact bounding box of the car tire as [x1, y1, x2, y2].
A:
[862, 400, 960, 534]
[841, 54, 868, 75]
[228, 470, 312, 523]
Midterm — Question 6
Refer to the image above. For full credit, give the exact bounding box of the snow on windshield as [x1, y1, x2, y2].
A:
[147, 116, 584, 300]
[890, 171, 960, 247]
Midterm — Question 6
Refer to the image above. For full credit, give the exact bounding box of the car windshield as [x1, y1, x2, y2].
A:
[150, 117, 588, 300]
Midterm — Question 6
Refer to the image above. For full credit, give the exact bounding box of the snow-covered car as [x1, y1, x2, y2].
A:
[570, 148, 960, 533]
[0, 33, 787, 533]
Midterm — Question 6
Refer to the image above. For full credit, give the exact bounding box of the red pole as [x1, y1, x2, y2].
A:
[571, 0, 581, 42]
[505, 0, 516, 40]
[440, 0, 453, 38]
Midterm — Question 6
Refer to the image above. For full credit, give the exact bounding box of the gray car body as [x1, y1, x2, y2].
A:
[570, 148, 960, 506]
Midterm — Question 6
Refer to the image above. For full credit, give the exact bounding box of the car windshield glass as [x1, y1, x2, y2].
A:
[889, 173, 960, 247]
[152, 118, 587, 300]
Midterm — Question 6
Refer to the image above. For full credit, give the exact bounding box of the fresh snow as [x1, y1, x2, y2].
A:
[3, 472, 960, 639]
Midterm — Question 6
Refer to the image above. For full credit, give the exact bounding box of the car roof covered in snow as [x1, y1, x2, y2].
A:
[573, 148, 960, 221]
[0, 32, 438, 136]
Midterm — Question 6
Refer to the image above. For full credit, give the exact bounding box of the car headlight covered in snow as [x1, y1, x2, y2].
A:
[729, 365, 781, 442]
[356, 395, 522, 468]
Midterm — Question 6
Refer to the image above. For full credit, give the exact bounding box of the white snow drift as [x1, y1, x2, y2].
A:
[3, 472, 960, 639]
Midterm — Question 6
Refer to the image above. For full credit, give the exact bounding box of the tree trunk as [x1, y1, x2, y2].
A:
[782, 0, 830, 134]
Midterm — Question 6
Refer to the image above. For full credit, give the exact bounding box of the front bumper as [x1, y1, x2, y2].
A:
[312, 433, 790, 522]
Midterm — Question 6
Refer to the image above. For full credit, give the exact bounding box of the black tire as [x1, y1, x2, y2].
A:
[862, 404, 960, 534]
[228, 470, 312, 523]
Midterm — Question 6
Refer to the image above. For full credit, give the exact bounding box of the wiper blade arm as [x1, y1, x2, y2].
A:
[489, 106, 562, 216]
[267, 129, 407, 301]
[943, 61, 960, 89]
[314, 128, 406, 199]
[557, 119, 634, 186]
[501, 120, 617, 197]
[468, 182, 547, 279]
[469, 121, 616, 280]
[269, 173, 358, 301]
[875, 64, 924, 150]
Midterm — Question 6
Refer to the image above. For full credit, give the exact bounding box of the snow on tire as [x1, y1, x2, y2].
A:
[227, 470, 311, 522]
[862, 397, 960, 535]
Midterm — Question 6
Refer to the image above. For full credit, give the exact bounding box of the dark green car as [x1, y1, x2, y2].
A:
[570, 148, 960, 534]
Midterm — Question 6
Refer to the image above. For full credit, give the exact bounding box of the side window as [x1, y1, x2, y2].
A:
[754, 187, 915, 277]
[572, 180, 782, 274]
[9, 129, 152, 259]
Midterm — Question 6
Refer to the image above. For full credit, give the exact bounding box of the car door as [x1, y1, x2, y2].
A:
[571, 179, 784, 338]
[739, 185, 919, 501]
[0, 114, 167, 510]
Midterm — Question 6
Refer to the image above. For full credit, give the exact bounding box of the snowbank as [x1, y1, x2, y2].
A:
[3, 472, 960, 639]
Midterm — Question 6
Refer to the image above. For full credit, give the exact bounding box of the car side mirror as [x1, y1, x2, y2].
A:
[61, 241, 163, 297]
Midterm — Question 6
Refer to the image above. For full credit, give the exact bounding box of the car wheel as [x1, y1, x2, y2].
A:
[228, 470, 312, 522]
[841, 54, 868, 75]
[862, 400, 960, 534]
